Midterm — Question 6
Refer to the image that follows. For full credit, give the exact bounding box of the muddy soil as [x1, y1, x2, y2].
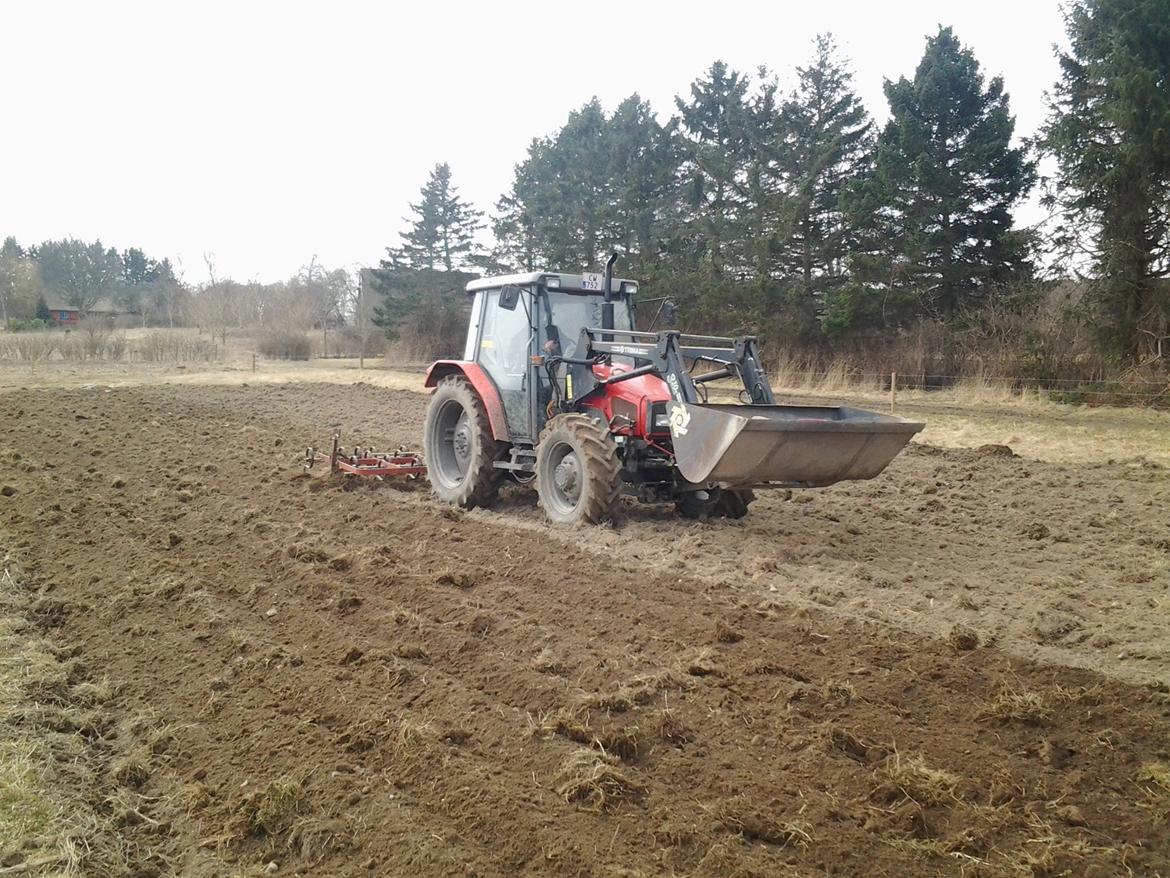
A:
[1, 383, 1169, 877]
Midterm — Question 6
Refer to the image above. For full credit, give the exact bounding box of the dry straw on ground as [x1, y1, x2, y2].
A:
[553, 749, 643, 812]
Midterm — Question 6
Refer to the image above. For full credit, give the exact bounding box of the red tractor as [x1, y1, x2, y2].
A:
[423, 257, 922, 525]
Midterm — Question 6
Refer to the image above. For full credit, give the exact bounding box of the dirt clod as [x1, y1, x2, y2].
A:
[714, 619, 744, 643]
[948, 624, 980, 651]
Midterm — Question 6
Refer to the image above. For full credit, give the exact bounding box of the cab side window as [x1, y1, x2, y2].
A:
[477, 288, 531, 382]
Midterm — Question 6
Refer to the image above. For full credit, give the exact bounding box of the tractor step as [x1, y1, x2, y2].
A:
[493, 447, 536, 473]
[304, 429, 426, 479]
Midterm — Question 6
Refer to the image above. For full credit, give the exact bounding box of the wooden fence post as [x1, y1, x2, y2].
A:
[890, 371, 897, 414]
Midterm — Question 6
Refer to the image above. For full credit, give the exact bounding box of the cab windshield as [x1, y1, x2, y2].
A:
[541, 290, 633, 359]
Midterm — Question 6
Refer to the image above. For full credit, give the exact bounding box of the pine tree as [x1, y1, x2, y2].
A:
[543, 99, 611, 268]
[492, 146, 544, 272]
[1041, 0, 1170, 361]
[673, 62, 752, 280]
[602, 95, 678, 278]
[390, 163, 483, 271]
[842, 27, 1034, 330]
[741, 71, 783, 289]
[492, 97, 675, 275]
[775, 36, 873, 337]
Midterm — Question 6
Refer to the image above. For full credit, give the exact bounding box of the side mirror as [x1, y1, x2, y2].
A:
[498, 284, 521, 311]
[664, 300, 678, 327]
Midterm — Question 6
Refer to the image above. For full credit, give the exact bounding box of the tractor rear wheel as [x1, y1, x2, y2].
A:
[676, 488, 754, 520]
[423, 376, 505, 509]
[535, 414, 622, 525]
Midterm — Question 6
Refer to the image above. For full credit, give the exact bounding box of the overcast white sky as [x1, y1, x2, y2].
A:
[1, 1, 1068, 284]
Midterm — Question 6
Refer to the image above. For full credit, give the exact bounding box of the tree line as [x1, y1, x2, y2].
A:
[381, 0, 1169, 371]
[0, 237, 367, 357]
[0, 236, 184, 329]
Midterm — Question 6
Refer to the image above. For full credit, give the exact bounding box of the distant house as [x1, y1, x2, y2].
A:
[42, 293, 120, 326]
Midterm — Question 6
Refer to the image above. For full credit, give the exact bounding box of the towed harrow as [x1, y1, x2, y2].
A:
[303, 430, 426, 479]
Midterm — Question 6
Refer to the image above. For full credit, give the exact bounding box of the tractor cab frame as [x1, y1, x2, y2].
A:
[457, 271, 639, 445]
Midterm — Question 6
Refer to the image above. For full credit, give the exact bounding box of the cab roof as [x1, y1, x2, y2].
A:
[465, 271, 638, 295]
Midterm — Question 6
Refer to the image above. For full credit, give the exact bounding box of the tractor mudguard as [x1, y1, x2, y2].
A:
[423, 360, 510, 442]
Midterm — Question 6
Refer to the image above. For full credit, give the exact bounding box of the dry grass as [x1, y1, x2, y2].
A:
[253, 779, 306, 835]
[581, 665, 694, 713]
[110, 752, 151, 788]
[287, 814, 355, 860]
[537, 707, 642, 761]
[390, 717, 435, 762]
[713, 796, 813, 848]
[649, 709, 694, 747]
[69, 678, 116, 706]
[182, 781, 213, 814]
[874, 752, 961, 806]
[978, 685, 1052, 724]
[0, 553, 108, 874]
[1008, 812, 1122, 875]
[553, 749, 642, 812]
[1140, 761, 1170, 794]
[219, 778, 309, 848]
[822, 679, 856, 708]
[532, 644, 571, 675]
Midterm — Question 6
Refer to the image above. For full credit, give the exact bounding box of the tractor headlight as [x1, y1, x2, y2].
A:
[650, 402, 670, 432]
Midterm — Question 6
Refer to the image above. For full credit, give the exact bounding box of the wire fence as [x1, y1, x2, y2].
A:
[764, 368, 1170, 406]
[381, 359, 1169, 407]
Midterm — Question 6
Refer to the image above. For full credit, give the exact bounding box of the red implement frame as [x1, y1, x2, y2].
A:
[304, 430, 426, 479]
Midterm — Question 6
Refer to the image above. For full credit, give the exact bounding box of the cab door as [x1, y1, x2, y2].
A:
[474, 286, 535, 442]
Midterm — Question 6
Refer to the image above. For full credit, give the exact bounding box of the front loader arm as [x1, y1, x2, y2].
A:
[565, 328, 776, 407]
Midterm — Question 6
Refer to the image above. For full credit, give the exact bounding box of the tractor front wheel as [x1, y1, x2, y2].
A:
[535, 414, 622, 525]
[423, 376, 505, 509]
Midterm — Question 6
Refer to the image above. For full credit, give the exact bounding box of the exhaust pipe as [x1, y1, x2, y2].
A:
[601, 252, 617, 341]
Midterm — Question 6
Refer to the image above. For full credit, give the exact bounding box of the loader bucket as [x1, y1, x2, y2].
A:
[667, 402, 924, 489]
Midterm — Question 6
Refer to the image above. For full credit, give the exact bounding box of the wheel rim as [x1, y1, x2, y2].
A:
[432, 398, 473, 487]
[545, 440, 583, 516]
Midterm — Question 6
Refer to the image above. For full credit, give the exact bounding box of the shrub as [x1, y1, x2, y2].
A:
[134, 332, 217, 362]
[0, 333, 58, 361]
[258, 332, 312, 360]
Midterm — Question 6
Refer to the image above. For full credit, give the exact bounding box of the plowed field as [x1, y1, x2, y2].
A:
[2, 382, 1168, 877]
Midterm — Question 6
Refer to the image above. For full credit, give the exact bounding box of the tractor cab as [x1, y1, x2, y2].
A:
[462, 271, 641, 443]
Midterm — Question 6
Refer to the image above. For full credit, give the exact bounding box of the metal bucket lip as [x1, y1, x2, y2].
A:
[684, 402, 925, 435]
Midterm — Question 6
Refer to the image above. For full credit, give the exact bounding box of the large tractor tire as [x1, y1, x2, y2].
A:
[423, 376, 506, 509]
[676, 488, 754, 520]
[535, 413, 622, 525]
